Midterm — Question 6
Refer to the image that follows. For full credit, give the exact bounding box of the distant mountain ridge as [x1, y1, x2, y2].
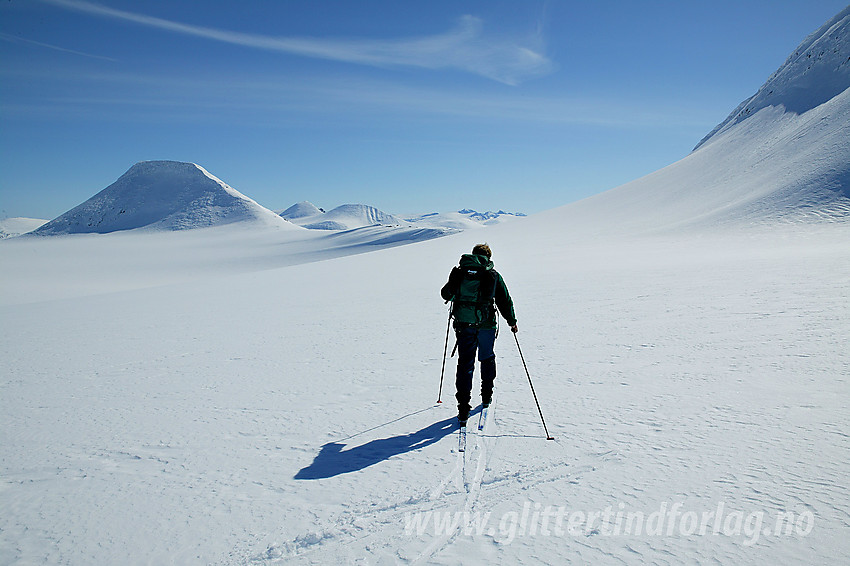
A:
[405, 209, 526, 229]
[458, 209, 526, 222]
[279, 203, 525, 231]
[28, 163, 524, 238]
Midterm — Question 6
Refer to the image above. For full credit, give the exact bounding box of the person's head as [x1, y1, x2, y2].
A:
[472, 243, 492, 258]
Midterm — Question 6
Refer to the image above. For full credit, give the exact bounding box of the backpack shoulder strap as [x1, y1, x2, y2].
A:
[482, 269, 498, 303]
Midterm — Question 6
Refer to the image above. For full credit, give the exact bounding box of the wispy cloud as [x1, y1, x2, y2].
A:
[0, 31, 116, 62]
[2, 66, 715, 131]
[38, 0, 553, 84]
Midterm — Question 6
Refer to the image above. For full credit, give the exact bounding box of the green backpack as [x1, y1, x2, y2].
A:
[451, 263, 498, 326]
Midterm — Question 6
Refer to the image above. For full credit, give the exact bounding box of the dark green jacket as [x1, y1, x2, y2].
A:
[441, 253, 517, 330]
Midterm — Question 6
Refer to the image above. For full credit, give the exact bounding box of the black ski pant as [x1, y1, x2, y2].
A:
[455, 326, 497, 422]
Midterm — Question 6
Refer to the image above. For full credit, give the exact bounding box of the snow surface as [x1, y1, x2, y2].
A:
[0, 223, 452, 305]
[0, 217, 48, 239]
[2, 8, 850, 566]
[2, 220, 848, 565]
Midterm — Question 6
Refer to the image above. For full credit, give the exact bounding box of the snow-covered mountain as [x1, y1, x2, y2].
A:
[404, 211, 483, 230]
[405, 209, 526, 229]
[459, 209, 526, 222]
[540, 7, 849, 236]
[282, 203, 403, 230]
[278, 201, 324, 220]
[282, 204, 525, 231]
[0, 217, 48, 239]
[34, 161, 295, 235]
[696, 6, 850, 150]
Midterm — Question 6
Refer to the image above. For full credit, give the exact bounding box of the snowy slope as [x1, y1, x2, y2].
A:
[287, 203, 403, 230]
[34, 161, 295, 234]
[696, 6, 850, 149]
[536, 91, 849, 237]
[532, 8, 849, 237]
[0, 217, 47, 239]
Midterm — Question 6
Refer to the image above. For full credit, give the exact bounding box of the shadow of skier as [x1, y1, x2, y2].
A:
[294, 412, 469, 480]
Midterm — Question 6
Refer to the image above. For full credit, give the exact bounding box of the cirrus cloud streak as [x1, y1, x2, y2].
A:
[39, 0, 554, 84]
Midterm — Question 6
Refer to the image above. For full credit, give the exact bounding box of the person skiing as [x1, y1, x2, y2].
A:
[441, 243, 517, 427]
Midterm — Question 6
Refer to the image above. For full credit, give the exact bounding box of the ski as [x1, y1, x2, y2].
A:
[458, 425, 467, 452]
[478, 406, 489, 431]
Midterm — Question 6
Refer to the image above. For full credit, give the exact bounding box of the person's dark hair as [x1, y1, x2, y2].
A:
[472, 243, 492, 258]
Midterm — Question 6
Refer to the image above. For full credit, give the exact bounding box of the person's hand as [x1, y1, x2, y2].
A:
[511, 325, 518, 333]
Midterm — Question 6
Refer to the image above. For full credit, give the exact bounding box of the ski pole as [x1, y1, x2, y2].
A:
[437, 309, 452, 404]
[514, 332, 554, 440]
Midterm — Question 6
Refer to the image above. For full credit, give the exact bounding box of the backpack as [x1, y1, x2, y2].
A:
[450, 265, 497, 326]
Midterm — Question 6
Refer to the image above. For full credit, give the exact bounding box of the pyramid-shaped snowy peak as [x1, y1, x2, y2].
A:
[36, 161, 295, 234]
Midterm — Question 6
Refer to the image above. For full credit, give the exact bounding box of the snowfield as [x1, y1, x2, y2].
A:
[2, 6, 850, 566]
[1, 221, 848, 565]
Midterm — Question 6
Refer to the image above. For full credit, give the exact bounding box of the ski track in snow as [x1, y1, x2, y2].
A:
[241, 403, 497, 564]
[244, 392, 615, 565]
[413, 404, 494, 565]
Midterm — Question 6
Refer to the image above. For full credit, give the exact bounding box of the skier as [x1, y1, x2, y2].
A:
[441, 243, 517, 427]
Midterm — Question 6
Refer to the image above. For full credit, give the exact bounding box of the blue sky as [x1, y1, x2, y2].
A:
[1, 0, 847, 219]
